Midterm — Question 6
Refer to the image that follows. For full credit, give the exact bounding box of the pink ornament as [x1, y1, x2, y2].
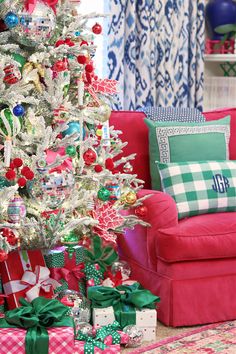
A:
[7, 195, 26, 223]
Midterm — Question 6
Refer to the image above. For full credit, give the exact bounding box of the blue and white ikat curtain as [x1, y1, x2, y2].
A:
[107, 0, 205, 111]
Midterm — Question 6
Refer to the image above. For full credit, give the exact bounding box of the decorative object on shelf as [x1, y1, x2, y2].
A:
[205, 38, 235, 54]
[214, 23, 236, 54]
[206, 0, 236, 40]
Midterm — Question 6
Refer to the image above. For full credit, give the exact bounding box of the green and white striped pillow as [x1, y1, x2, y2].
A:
[158, 160, 236, 219]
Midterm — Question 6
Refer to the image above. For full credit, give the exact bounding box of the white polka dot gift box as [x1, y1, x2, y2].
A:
[92, 306, 157, 342]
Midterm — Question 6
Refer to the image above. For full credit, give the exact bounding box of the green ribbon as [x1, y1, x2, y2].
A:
[0, 297, 74, 354]
[84, 235, 118, 273]
[96, 321, 121, 344]
[88, 282, 160, 328]
[76, 331, 108, 354]
[84, 263, 104, 285]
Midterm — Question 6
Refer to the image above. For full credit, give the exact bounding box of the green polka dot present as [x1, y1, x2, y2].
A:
[44, 246, 86, 295]
[84, 235, 119, 289]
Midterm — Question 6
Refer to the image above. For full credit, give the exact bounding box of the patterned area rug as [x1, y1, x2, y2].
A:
[129, 321, 236, 353]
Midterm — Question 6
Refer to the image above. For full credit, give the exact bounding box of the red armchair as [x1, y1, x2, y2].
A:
[110, 108, 236, 327]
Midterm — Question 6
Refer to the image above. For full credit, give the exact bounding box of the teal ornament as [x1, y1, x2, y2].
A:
[4, 12, 19, 29]
[75, 31, 81, 36]
[0, 176, 10, 189]
[97, 187, 111, 201]
[62, 121, 85, 141]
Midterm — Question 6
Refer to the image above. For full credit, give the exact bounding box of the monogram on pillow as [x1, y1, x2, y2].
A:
[158, 160, 236, 219]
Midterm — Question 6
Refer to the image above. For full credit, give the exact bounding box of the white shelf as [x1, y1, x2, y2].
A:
[204, 54, 236, 62]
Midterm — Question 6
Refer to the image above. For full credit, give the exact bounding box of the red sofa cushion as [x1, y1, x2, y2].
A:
[157, 211, 236, 262]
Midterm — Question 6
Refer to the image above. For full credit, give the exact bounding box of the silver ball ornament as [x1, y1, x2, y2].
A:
[11, 1, 56, 47]
[123, 325, 144, 347]
[76, 322, 93, 337]
[111, 260, 131, 279]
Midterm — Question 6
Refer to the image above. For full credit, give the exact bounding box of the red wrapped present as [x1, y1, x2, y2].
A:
[44, 246, 86, 294]
[0, 250, 59, 309]
[0, 326, 75, 354]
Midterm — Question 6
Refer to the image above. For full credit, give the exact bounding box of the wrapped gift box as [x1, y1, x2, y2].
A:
[44, 246, 86, 294]
[92, 307, 157, 342]
[0, 250, 54, 310]
[74, 341, 120, 354]
[0, 277, 6, 314]
[0, 326, 75, 353]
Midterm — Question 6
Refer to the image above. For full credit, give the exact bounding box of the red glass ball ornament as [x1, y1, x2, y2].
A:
[55, 39, 65, 47]
[1, 228, 17, 246]
[77, 55, 87, 64]
[53, 60, 68, 72]
[85, 64, 93, 73]
[92, 23, 102, 35]
[0, 250, 8, 262]
[17, 177, 27, 187]
[94, 164, 103, 173]
[134, 205, 148, 218]
[80, 40, 88, 46]
[24, 170, 34, 180]
[12, 158, 23, 168]
[21, 166, 30, 176]
[105, 158, 114, 171]
[5, 169, 16, 180]
[83, 149, 97, 166]
[4, 64, 21, 84]
[65, 38, 75, 47]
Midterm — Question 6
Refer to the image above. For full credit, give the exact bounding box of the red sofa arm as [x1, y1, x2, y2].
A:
[137, 189, 178, 268]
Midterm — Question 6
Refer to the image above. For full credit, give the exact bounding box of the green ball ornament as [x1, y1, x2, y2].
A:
[66, 145, 76, 157]
[97, 187, 111, 201]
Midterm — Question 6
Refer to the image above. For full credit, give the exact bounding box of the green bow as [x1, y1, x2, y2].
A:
[96, 321, 121, 344]
[0, 297, 73, 354]
[84, 235, 118, 272]
[76, 331, 108, 354]
[88, 282, 160, 328]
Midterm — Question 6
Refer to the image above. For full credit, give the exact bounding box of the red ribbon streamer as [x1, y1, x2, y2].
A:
[25, 0, 58, 14]
[51, 264, 85, 290]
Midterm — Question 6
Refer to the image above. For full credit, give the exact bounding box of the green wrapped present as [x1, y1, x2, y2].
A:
[44, 246, 86, 295]
[84, 236, 118, 288]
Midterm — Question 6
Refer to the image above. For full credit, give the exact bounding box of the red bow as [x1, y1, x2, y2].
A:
[25, 0, 58, 14]
[51, 263, 85, 289]
[104, 270, 123, 287]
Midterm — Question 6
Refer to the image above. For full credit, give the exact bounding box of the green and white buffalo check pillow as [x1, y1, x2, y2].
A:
[158, 160, 236, 219]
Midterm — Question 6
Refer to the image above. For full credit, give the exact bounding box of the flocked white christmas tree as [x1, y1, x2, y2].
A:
[0, 0, 149, 260]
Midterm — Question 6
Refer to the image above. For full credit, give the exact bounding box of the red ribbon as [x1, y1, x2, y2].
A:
[104, 270, 123, 287]
[25, 0, 58, 14]
[51, 263, 85, 290]
[0, 294, 7, 306]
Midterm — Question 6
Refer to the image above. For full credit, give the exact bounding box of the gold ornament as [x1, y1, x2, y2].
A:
[125, 191, 137, 205]
[23, 62, 45, 93]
